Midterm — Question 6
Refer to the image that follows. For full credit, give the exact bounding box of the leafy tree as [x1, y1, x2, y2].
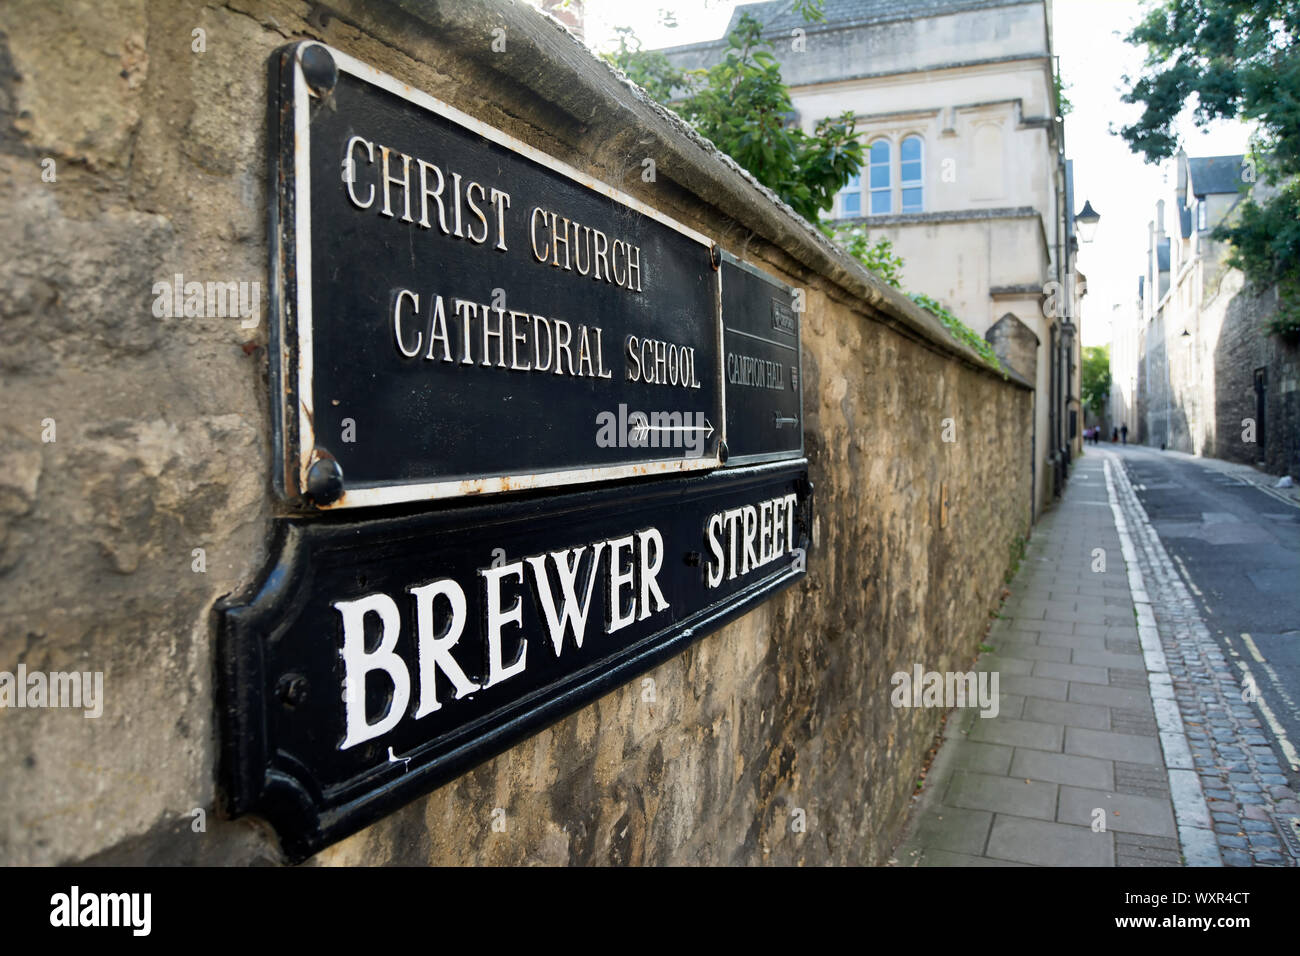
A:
[1118, 0, 1300, 336]
[606, 11, 862, 222]
[602, 27, 686, 103]
[1080, 344, 1112, 417]
[822, 223, 906, 290]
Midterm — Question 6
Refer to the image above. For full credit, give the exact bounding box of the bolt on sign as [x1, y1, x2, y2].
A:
[218, 42, 811, 861]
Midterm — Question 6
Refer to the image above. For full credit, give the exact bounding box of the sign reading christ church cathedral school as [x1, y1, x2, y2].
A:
[219, 43, 810, 861]
[271, 41, 723, 510]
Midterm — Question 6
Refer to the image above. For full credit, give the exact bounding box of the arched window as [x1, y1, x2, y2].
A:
[837, 173, 862, 217]
[900, 135, 923, 213]
[868, 140, 891, 215]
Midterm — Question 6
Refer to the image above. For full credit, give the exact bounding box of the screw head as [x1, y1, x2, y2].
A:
[307, 455, 344, 505]
[300, 44, 338, 98]
[717, 439, 729, 464]
[277, 673, 309, 707]
[709, 244, 722, 271]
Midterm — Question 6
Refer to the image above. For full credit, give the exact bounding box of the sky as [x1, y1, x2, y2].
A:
[579, 0, 1256, 348]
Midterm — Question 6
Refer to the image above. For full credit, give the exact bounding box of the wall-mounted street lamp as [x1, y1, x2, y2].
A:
[1075, 200, 1101, 244]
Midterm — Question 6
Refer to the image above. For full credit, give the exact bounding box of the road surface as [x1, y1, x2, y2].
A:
[1112, 444, 1300, 767]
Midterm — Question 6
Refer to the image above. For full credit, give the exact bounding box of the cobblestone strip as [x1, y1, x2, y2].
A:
[1106, 454, 1300, 867]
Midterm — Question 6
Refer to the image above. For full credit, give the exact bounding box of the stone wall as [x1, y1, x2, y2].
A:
[0, 0, 1032, 866]
[1209, 278, 1300, 477]
[1135, 246, 1299, 477]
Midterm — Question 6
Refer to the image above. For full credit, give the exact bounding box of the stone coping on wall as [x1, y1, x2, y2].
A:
[329, 0, 1028, 388]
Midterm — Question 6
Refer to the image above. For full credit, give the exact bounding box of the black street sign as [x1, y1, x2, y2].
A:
[721, 253, 804, 464]
[270, 42, 723, 510]
[217, 460, 812, 861]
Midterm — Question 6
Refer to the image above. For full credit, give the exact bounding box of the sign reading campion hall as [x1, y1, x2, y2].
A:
[270, 42, 722, 510]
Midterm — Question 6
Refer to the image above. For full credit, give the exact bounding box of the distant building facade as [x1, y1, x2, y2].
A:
[1112, 151, 1300, 477]
[658, 0, 1084, 516]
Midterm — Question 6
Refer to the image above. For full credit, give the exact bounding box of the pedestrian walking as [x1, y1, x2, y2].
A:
[1121, 423, 1128, 445]
[1112, 426, 1118, 443]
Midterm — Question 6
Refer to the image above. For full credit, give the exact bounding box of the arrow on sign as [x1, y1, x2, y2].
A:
[773, 412, 799, 428]
[631, 418, 715, 440]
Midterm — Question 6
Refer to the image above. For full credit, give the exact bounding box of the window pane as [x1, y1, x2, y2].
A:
[900, 160, 922, 184]
[869, 140, 890, 164]
[902, 187, 923, 212]
[842, 193, 861, 216]
[901, 136, 922, 162]
[845, 173, 861, 190]
[870, 190, 892, 215]
[870, 163, 890, 189]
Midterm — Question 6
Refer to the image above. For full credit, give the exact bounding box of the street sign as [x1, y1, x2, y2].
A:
[218, 460, 812, 861]
[269, 42, 722, 510]
[228, 41, 815, 862]
[720, 253, 804, 464]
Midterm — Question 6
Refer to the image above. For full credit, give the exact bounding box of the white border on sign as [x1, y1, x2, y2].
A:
[287, 42, 724, 510]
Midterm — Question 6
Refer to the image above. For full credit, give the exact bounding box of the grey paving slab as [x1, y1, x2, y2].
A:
[945, 740, 1015, 776]
[1033, 660, 1110, 685]
[995, 694, 1025, 720]
[914, 848, 1028, 867]
[1071, 648, 1147, 671]
[974, 655, 1034, 676]
[1072, 623, 1110, 639]
[944, 771, 1058, 820]
[1022, 696, 1111, 731]
[986, 814, 1115, 866]
[1037, 632, 1106, 651]
[967, 717, 1064, 752]
[907, 805, 993, 855]
[991, 644, 1072, 664]
[1068, 682, 1154, 712]
[942, 707, 977, 739]
[1011, 748, 1115, 789]
[992, 631, 1049, 648]
[1058, 786, 1178, 837]
[1066, 727, 1164, 766]
[999, 675, 1069, 702]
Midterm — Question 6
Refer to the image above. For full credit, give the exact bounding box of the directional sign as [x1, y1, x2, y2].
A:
[720, 253, 804, 464]
[269, 42, 722, 510]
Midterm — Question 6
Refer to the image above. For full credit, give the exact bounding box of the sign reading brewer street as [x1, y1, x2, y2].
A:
[271, 42, 722, 509]
[219, 460, 811, 861]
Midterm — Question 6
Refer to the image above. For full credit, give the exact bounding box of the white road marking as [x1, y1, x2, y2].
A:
[1240, 631, 1300, 745]
[1103, 456, 1220, 864]
[1235, 659, 1300, 772]
[1171, 553, 1204, 599]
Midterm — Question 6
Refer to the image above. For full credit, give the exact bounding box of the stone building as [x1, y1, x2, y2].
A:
[1111, 151, 1300, 476]
[657, 0, 1086, 517]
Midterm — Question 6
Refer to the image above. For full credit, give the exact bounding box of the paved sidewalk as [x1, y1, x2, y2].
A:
[895, 451, 1205, 865]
